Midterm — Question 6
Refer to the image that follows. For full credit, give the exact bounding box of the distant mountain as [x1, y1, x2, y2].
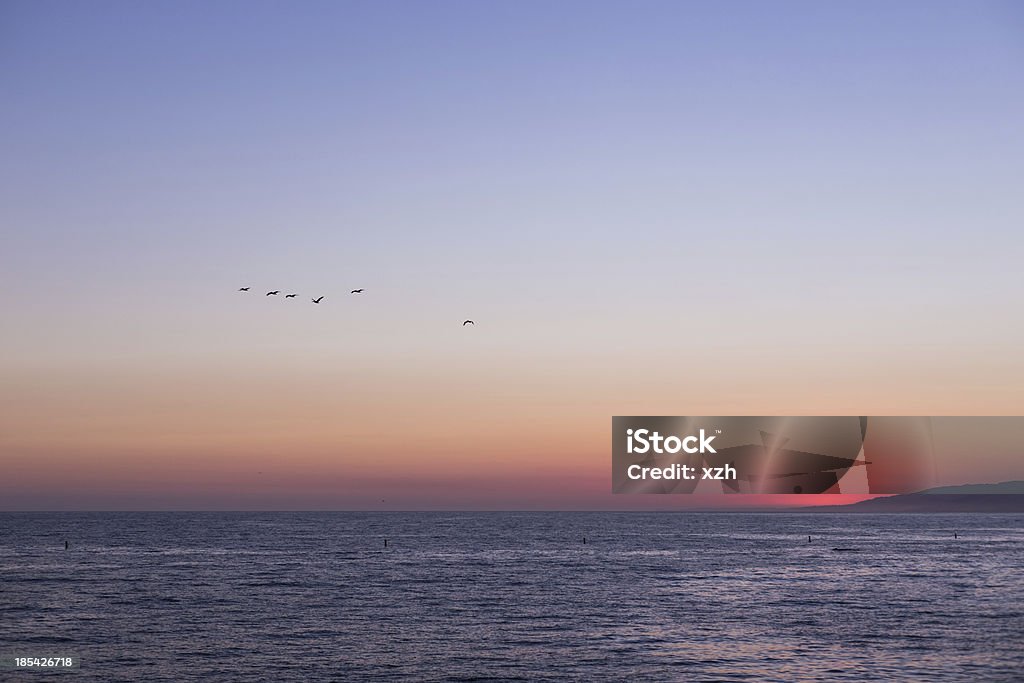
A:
[807, 481, 1024, 513]
[921, 481, 1024, 495]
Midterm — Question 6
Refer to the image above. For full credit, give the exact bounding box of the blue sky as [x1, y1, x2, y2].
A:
[2, 1, 1023, 507]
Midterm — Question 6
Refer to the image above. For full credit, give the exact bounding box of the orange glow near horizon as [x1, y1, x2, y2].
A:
[1, 355, 1023, 509]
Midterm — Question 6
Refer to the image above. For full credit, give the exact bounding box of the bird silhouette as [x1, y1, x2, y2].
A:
[285, 294, 297, 298]
[463, 320, 475, 326]
[350, 289, 364, 294]
[266, 291, 280, 296]
[238, 287, 250, 291]
[312, 296, 324, 304]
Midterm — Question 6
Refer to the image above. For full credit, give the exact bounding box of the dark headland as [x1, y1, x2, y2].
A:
[806, 481, 1024, 513]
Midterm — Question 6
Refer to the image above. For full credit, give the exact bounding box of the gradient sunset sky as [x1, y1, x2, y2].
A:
[2, 1, 1023, 509]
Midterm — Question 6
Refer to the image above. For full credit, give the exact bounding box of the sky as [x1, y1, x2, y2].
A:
[2, 0, 1023, 509]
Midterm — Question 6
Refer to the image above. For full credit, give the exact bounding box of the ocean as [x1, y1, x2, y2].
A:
[1, 512, 1022, 681]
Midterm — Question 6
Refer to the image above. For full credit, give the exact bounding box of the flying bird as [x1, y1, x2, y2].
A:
[238, 287, 250, 291]
[285, 294, 297, 298]
[350, 289, 364, 294]
[266, 291, 280, 296]
[312, 296, 324, 304]
[463, 320, 475, 326]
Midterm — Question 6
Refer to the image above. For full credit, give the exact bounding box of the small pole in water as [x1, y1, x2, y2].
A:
[384, 538, 388, 548]
[583, 536, 587, 545]
[64, 540, 69, 550]
[954, 532, 958, 539]
[807, 535, 811, 543]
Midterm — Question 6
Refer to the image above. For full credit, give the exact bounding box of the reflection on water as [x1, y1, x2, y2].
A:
[1, 512, 1021, 681]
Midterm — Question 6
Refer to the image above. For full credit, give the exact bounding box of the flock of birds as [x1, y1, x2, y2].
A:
[238, 287, 475, 326]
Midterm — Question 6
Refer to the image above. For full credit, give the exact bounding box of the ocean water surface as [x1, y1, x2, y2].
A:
[1, 512, 1021, 681]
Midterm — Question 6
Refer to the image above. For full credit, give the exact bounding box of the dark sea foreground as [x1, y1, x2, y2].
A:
[1, 513, 1022, 682]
